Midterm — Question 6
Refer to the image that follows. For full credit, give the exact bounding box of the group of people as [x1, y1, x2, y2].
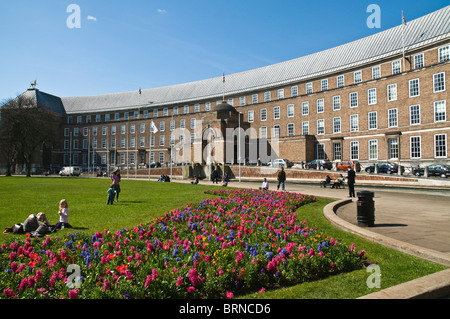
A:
[4, 199, 71, 237]
[319, 168, 356, 197]
[320, 174, 345, 189]
[191, 170, 230, 187]
[273, 165, 356, 198]
[157, 175, 171, 182]
[107, 169, 121, 205]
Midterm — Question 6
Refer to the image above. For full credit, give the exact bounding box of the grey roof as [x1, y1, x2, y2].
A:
[17, 89, 66, 114]
[59, 5, 450, 115]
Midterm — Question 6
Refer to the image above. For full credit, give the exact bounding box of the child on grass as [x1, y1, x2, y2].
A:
[107, 184, 116, 205]
[54, 199, 70, 230]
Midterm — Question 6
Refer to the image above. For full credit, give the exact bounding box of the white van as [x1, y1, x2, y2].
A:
[59, 166, 81, 176]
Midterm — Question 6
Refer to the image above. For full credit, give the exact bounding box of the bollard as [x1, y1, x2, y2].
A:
[356, 191, 375, 227]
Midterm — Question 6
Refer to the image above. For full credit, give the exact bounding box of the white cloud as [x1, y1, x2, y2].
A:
[157, 9, 167, 14]
[87, 16, 97, 21]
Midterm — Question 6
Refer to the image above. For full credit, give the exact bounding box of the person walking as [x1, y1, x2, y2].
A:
[347, 167, 356, 197]
[107, 184, 116, 205]
[110, 169, 121, 202]
[276, 166, 286, 191]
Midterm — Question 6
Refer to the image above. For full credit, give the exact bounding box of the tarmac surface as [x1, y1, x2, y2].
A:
[172, 175, 450, 299]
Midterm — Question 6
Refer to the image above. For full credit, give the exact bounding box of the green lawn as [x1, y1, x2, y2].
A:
[0, 176, 446, 299]
[0, 176, 214, 240]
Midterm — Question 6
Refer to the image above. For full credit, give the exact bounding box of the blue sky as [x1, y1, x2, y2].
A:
[0, 0, 447, 100]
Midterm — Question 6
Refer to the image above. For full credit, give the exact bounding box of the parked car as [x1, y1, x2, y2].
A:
[59, 166, 81, 176]
[412, 164, 450, 178]
[270, 158, 294, 168]
[337, 161, 361, 172]
[305, 159, 332, 170]
[365, 162, 404, 174]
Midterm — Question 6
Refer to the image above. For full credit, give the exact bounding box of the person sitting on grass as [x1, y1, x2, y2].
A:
[3, 212, 51, 236]
[191, 176, 199, 185]
[259, 178, 269, 190]
[222, 174, 229, 187]
[54, 199, 71, 230]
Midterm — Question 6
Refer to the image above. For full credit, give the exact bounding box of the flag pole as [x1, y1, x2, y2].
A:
[222, 72, 225, 101]
[149, 130, 152, 180]
[402, 10, 406, 72]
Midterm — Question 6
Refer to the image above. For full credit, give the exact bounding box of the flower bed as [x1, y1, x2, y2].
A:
[0, 188, 365, 299]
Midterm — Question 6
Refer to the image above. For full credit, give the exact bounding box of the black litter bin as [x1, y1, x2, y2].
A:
[356, 191, 375, 227]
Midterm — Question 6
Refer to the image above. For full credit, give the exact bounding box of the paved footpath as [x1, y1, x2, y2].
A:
[172, 176, 450, 298]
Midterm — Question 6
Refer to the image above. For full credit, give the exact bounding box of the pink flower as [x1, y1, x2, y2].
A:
[350, 243, 355, 251]
[18, 278, 28, 291]
[3, 288, 17, 299]
[176, 276, 183, 287]
[188, 268, 201, 286]
[258, 287, 265, 293]
[144, 275, 152, 287]
[187, 286, 195, 293]
[103, 281, 110, 291]
[69, 289, 79, 299]
[226, 291, 234, 298]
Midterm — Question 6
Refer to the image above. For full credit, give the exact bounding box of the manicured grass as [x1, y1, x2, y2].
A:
[0, 176, 213, 241]
[0, 176, 447, 299]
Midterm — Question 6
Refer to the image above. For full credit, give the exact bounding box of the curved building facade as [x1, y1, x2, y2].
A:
[3, 6, 450, 173]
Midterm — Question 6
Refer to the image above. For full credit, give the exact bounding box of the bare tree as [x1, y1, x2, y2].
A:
[0, 95, 59, 176]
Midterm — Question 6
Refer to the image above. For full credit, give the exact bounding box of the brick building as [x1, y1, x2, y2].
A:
[1, 6, 449, 174]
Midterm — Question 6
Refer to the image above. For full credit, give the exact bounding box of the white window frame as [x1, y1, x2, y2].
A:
[302, 121, 309, 135]
[302, 101, 309, 115]
[392, 60, 402, 74]
[317, 98, 324, 113]
[321, 79, 328, 91]
[287, 104, 294, 118]
[434, 100, 446, 122]
[433, 72, 445, 93]
[350, 114, 359, 132]
[260, 108, 267, 121]
[434, 134, 447, 158]
[410, 136, 421, 159]
[368, 111, 377, 130]
[413, 53, 424, 69]
[409, 78, 420, 97]
[287, 123, 295, 137]
[349, 92, 358, 108]
[305, 82, 313, 94]
[409, 104, 421, 125]
[248, 110, 254, 123]
[332, 95, 341, 111]
[387, 83, 397, 101]
[388, 108, 398, 128]
[333, 117, 341, 134]
[438, 45, 449, 62]
[336, 75, 344, 88]
[353, 70, 362, 83]
[372, 65, 381, 79]
[350, 141, 359, 160]
[317, 119, 325, 135]
[368, 139, 378, 160]
[273, 106, 280, 120]
[368, 88, 377, 105]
